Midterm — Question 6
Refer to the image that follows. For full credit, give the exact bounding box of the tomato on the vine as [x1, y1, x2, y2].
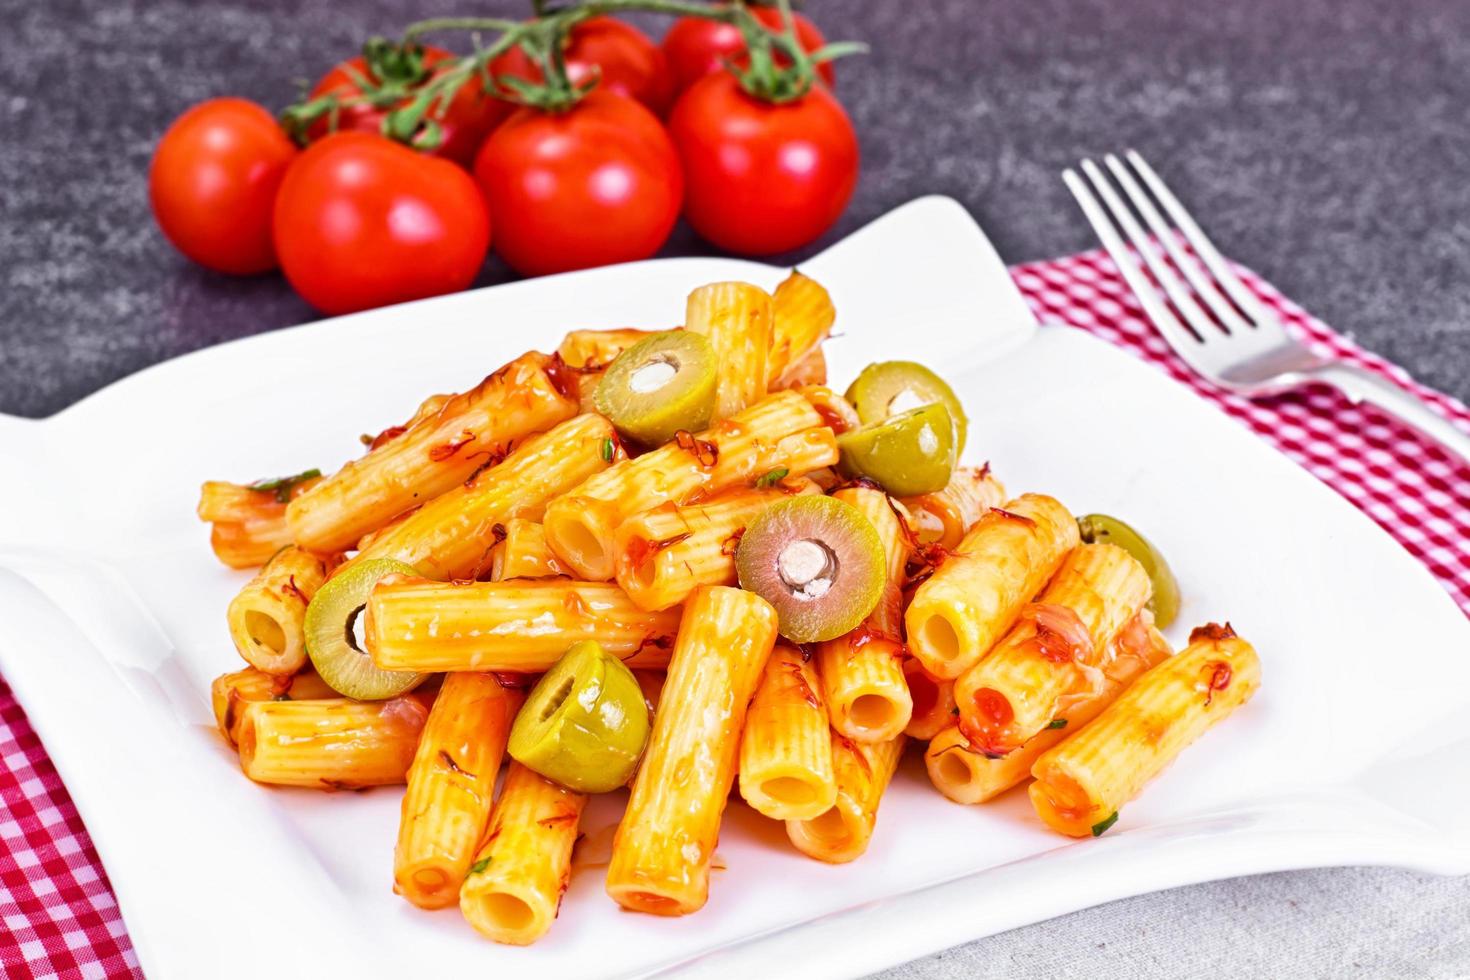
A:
[473, 90, 682, 277]
[662, 8, 833, 94]
[668, 72, 858, 255]
[305, 45, 507, 167]
[149, 98, 298, 275]
[273, 133, 490, 315]
[493, 17, 674, 117]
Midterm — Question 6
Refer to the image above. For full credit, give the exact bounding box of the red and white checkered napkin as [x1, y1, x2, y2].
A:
[2, 250, 1467, 979]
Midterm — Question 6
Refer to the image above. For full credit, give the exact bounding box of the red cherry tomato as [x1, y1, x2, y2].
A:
[668, 72, 858, 255]
[473, 90, 682, 277]
[273, 133, 491, 315]
[306, 46, 508, 167]
[662, 8, 834, 94]
[493, 18, 674, 117]
[149, 98, 298, 275]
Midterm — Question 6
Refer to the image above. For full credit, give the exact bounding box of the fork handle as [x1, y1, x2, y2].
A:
[1315, 363, 1470, 467]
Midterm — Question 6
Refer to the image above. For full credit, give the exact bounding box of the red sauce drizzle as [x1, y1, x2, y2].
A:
[674, 430, 719, 467]
[365, 424, 407, 452]
[991, 507, 1036, 527]
[429, 430, 477, 462]
[542, 352, 583, 402]
[1204, 662, 1232, 706]
[720, 527, 745, 557]
[811, 402, 851, 434]
[1190, 622, 1238, 644]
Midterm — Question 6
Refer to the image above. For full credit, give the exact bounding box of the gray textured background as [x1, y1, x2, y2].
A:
[3, 0, 1468, 976]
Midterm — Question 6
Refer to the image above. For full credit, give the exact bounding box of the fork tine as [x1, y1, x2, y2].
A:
[1125, 151, 1270, 323]
[1078, 159, 1223, 345]
[1102, 154, 1253, 336]
[1061, 168, 1208, 362]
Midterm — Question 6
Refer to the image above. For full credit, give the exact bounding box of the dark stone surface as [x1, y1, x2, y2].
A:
[3, 0, 1469, 419]
[2, 2, 1468, 977]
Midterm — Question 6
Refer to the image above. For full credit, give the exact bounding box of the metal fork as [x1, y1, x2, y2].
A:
[1063, 151, 1470, 464]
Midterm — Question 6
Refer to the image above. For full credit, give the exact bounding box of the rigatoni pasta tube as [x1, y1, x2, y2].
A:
[685, 281, 773, 420]
[544, 391, 838, 580]
[953, 543, 1151, 756]
[198, 475, 322, 569]
[900, 466, 1007, 550]
[395, 673, 520, 910]
[905, 494, 1080, 679]
[817, 486, 912, 742]
[237, 694, 432, 789]
[739, 645, 835, 820]
[460, 763, 587, 945]
[210, 667, 336, 747]
[350, 413, 615, 581]
[925, 618, 1173, 805]
[490, 519, 567, 581]
[902, 658, 956, 741]
[612, 479, 818, 611]
[1030, 624, 1261, 837]
[288, 353, 578, 554]
[768, 271, 835, 386]
[786, 734, 905, 864]
[226, 547, 337, 676]
[366, 578, 681, 672]
[607, 586, 778, 916]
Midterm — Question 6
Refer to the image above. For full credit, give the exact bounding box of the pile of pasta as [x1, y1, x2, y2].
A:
[199, 271, 1261, 946]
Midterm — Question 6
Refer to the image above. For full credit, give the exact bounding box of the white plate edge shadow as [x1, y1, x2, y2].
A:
[1, 196, 1468, 980]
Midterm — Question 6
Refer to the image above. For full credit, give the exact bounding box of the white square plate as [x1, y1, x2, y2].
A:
[1, 197, 1467, 980]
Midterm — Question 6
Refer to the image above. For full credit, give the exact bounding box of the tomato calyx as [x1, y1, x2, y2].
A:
[725, 2, 863, 104]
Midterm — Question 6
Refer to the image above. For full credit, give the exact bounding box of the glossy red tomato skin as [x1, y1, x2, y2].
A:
[493, 18, 674, 117]
[272, 133, 491, 315]
[149, 98, 298, 275]
[661, 9, 834, 93]
[472, 91, 683, 278]
[668, 73, 858, 256]
[306, 47, 508, 167]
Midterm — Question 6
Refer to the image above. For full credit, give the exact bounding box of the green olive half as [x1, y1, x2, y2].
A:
[593, 330, 719, 447]
[836, 402, 957, 497]
[1077, 514, 1181, 629]
[508, 641, 651, 793]
[304, 558, 424, 700]
[845, 361, 968, 454]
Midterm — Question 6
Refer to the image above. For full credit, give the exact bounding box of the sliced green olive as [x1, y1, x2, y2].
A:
[508, 641, 651, 793]
[1077, 514, 1181, 629]
[304, 558, 424, 700]
[836, 402, 957, 497]
[844, 360, 968, 454]
[593, 330, 718, 447]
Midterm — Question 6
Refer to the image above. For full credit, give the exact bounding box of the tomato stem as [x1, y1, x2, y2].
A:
[280, 0, 865, 150]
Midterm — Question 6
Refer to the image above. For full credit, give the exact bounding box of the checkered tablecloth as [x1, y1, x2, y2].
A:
[2, 250, 1467, 979]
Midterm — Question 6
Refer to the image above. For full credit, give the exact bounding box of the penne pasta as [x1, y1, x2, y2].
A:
[612, 479, 819, 611]
[288, 353, 579, 554]
[348, 413, 615, 581]
[925, 619, 1173, 804]
[798, 384, 859, 434]
[1030, 624, 1260, 837]
[225, 546, 338, 676]
[773, 346, 827, 390]
[395, 673, 521, 910]
[905, 494, 1080, 680]
[900, 465, 1007, 550]
[489, 519, 568, 581]
[684, 281, 774, 420]
[902, 658, 956, 741]
[817, 486, 912, 742]
[460, 762, 587, 946]
[952, 543, 1151, 756]
[198, 473, 322, 569]
[366, 577, 681, 672]
[739, 645, 836, 821]
[237, 693, 433, 789]
[209, 667, 337, 747]
[607, 586, 778, 916]
[768, 270, 835, 386]
[543, 391, 839, 580]
[786, 733, 905, 864]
